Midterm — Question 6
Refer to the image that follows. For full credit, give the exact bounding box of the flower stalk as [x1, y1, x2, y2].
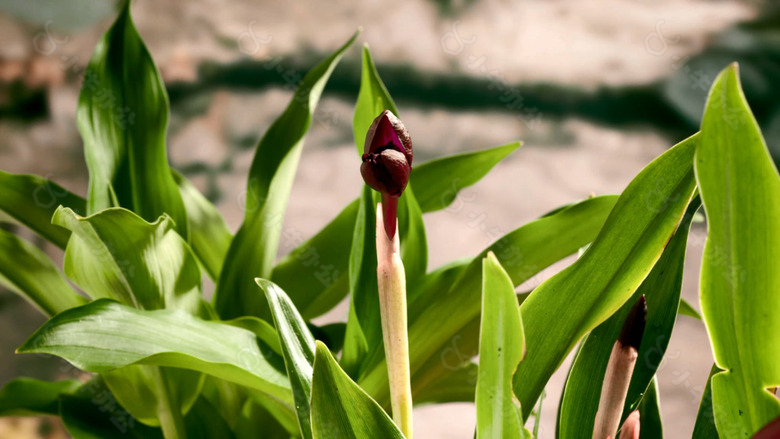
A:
[361, 110, 414, 437]
[376, 204, 413, 437]
[593, 295, 646, 439]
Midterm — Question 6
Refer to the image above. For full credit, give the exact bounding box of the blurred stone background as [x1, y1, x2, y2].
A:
[1, 0, 778, 437]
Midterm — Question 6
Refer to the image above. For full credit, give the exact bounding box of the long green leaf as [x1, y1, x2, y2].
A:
[310, 341, 404, 439]
[174, 171, 232, 281]
[476, 252, 529, 439]
[359, 195, 618, 404]
[270, 199, 359, 319]
[411, 142, 522, 213]
[512, 133, 697, 417]
[257, 278, 316, 439]
[0, 228, 86, 316]
[695, 63, 780, 436]
[214, 31, 359, 320]
[341, 185, 379, 377]
[52, 207, 202, 314]
[101, 365, 203, 427]
[353, 44, 428, 282]
[557, 198, 699, 437]
[637, 377, 663, 439]
[184, 396, 237, 439]
[0, 378, 80, 416]
[18, 299, 293, 412]
[413, 361, 478, 405]
[0, 171, 85, 248]
[693, 365, 720, 439]
[77, 1, 187, 238]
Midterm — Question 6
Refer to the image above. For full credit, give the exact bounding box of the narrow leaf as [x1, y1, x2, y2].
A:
[77, 1, 188, 238]
[270, 199, 359, 319]
[174, 171, 232, 281]
[692, 365, 720, 439]
[695, 63, 780, 435]
[257, 278, 316, 439]
[310, 341, 404, 439]
[0, 378, 80, 416]
[214, 30, 359, 320]
[0, 171, 85, 248]
[476, 252, 529, 439]
[341, 185, 379, 377]
[557, 198, 699, 437]
[411, 142, 522, 213]
[0, 228, 87, 316]
[353, 45, 427, 283]
[636, 377, 663, 439]
[513, 133, 697, 417]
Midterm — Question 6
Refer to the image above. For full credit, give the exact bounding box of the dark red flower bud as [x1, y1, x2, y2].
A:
[360, 110, 413, 239]
[361, 110, 412, 196]
[618, 295, 647, 351]
[361, 149, 410, 196]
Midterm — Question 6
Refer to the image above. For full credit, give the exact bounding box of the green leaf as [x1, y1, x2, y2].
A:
[234, 397, 291, 439]
[0, 378, 80, 416]
[413, 361, 478, 405]
[214, 31, 359, 321]
[52, 207, 202, 314]
[637, 377, 663, 439]
[77, 2, 187, 238]
[18, 299, 294, 413]
[407, 257, 471, 327]
[174, 171, 232, 281]
[200, 377, 243, 430]
[353, 45, 428, 283]
[60, 376, 164, 439]
[411, 142, 522, 213]
[557, 198, 699, 437]
[310, 341, 404, 439]
[224, 316, 283, 357]
[476, 252, 529, 439]
[513, 133, 698, 417]
[396, 186, 427, 283]
[257, 278, 316, 439]
[358, 195, 618, 405]
[353, 44, 398, 156]
[184, 395, 237, 439]
[0, 228, 87, 316]
[695, 63, 780, 435]
[271, 199, 359, 319]
[693, 365, 720, 439]
[0, 171, 85, 248]
[341, 185, 379, 377]
[102, 365, 203, 427]
[52, 205, 205, 431]
[679, 298, 702, 320]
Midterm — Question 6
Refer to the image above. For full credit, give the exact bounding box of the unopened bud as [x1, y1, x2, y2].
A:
[360, 110, 413, 197]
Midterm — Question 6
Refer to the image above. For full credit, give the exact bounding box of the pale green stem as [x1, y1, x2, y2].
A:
[153, 367, 187, 439]
[376, 204, 413, 438]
